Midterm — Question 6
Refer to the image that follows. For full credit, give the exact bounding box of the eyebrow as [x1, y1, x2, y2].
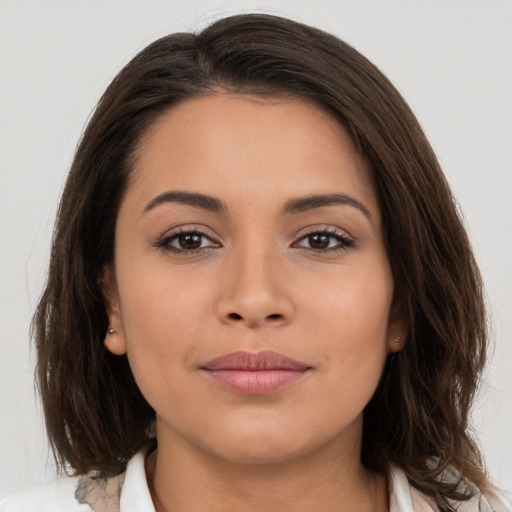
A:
[282, 193, 372, 221]
[144, 191, 225, 213]
[143, 190, 371, 221]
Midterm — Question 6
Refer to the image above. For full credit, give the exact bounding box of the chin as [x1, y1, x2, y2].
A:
[218, 442, 307, 466]
[203, 426, 319, 466]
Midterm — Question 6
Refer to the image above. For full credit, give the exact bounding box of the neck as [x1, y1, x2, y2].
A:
[146, 421, 388, 512]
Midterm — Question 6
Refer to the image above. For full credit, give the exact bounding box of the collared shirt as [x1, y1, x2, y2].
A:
[2, 449, 511, 511]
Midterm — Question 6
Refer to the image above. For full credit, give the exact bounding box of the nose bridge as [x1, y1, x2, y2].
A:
[217, 234, 293, 327]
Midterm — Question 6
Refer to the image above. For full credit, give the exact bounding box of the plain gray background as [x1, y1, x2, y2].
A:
[1, 0, 511, 500]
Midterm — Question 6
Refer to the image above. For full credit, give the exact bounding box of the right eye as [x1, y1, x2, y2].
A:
[157, 230, 220, 254]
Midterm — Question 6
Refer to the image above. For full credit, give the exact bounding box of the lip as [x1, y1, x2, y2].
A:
[200, 350, 312, 395]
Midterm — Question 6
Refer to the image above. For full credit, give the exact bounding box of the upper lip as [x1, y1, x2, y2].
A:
[201, 350, 311, 371]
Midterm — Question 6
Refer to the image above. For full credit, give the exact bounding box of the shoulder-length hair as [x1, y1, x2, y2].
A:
[33, 13, 488, 511]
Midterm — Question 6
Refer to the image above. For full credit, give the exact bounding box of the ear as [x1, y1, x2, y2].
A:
[387, 297, 408, 353]
[99, 265, 127, 356]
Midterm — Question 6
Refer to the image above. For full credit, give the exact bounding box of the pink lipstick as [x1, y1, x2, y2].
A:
[201, 350, 311, 395]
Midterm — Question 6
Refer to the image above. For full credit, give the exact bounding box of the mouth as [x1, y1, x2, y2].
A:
[200, 350, 312, 395]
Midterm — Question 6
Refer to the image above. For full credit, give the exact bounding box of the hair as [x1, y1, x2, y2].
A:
[33, 13, 488, 511]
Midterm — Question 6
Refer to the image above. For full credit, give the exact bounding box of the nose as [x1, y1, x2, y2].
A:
[216, 246, 294, 329]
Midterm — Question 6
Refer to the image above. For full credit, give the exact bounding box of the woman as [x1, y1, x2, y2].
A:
[1, 13, 509, 512]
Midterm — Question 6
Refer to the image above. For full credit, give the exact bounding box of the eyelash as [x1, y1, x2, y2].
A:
[155, 228, 218, 254]
[155, 227, 354, 255]
[293, 228, 354, 252]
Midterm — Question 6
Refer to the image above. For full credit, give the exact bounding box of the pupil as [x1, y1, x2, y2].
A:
[179, 234, 201, 250]
[309, 234, 329, 249]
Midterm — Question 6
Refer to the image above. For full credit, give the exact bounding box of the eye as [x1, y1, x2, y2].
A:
[294, 229, 354, 252]
[157, 229, 220, 253]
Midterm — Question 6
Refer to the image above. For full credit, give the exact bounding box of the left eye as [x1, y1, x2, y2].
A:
[295, 232, 353, 251]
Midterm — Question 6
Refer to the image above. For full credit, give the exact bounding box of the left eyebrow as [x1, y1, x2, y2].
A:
[282, 193, 372, 221]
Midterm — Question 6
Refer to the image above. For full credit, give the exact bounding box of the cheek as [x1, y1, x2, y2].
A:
[302, 257, 393, 339]
[300, 260, 393, 390]
[115, 262, 214, 397]
[119, 260, 211, 339]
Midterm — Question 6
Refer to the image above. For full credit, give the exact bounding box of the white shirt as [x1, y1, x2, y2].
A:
[1, 449, 510, 511]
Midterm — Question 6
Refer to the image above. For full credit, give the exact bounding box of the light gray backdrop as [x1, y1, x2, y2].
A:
[1, 0, 511, 499]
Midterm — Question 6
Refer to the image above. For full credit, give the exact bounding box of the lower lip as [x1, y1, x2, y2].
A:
[204, 369, 308, 395]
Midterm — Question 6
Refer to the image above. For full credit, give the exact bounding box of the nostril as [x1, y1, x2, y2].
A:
[224, 312, 285, 323]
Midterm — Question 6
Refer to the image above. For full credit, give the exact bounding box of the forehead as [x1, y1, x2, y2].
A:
[125, 93, 377, 218]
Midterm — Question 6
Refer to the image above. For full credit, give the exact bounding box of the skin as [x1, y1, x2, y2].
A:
[103, 94, 405, 512]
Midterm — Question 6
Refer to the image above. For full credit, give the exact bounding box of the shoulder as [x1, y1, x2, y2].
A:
[389, 465, 512, 512]
[0, 476, 91, 512]
[0, 448, 154, 512]
[438, 466, 512, 512]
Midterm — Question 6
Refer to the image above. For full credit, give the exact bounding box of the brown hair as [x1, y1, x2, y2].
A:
[33, 13, 488, 511]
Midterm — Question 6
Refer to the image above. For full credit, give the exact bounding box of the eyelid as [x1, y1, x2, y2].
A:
[292, 225, 355, 252]
[154, 224, 222, 253]
[296, 224, 354, 240]
[158, 223, 219, 239]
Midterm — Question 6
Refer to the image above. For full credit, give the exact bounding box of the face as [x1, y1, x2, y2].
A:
[104, 94, 404, 465]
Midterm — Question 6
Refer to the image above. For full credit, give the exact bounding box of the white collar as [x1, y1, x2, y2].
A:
[388, 464, 417, 511]
[119, 450, 155, 512]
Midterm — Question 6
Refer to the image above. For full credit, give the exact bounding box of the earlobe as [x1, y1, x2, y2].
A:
[99, 266, 127, 355]
[388, 331, 406, 353]
[104, 326, 127, 356]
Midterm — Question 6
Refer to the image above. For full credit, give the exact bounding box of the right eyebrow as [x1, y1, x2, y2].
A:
[143, 190, 225, 214]
[282, 193, 372, 222]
